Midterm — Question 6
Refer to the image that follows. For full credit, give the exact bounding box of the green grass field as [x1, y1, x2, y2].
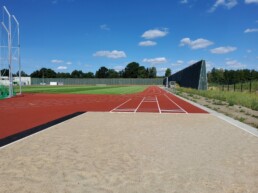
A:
[14, 85, 148, 95]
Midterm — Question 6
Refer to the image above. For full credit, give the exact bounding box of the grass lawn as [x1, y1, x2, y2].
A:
[15, 85, 148, 95]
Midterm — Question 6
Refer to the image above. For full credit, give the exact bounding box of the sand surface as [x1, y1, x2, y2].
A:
[0, 112, 258, 193]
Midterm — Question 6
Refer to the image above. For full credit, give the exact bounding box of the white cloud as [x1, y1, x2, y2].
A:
[226, 60, 246, 68]
[66, 61, 72, 65]
[51, 59, 63, 63]
[180, 0, 188, 3]
[84, 64, 91, 67]
[138, 40, 157, 47]
[206, 61, 214, 71]
[210, 46, 237, 54]
[245, 0, 258, 4]
[141, 29, 168, 39]
[157, 67, 168, 76]
[57, 66, 67, 70]
[143, 57, 167, 64]
[187, 60, 198, 65]
[246, 49, 252, 53]
[244, 28, 258, 33]
[171, 60, 184, 66]
[113, 65, 124, 72]
[180, 37, 214, 49]
[209, 0, 238, 12]
[93, 50, 127, 59]
[100, 24, 110, 31]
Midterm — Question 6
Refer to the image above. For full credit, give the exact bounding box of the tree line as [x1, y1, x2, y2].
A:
[1, 62, 160, 79]
[208, 68, 258, 84]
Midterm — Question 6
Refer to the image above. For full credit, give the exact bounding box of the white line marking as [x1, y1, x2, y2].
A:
[134, 97, 145, 113]
[112, 108, 135, 112]
[161, 109, 185, 112]
[164, 94, 188, 114]
[156, 96, 161, 114]
[110, 99, 131, 112]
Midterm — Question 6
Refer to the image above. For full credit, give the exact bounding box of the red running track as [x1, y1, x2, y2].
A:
[0, 86, 207, 139]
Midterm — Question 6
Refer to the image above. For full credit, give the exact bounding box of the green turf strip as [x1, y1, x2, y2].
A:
[15, 85, 148, 95]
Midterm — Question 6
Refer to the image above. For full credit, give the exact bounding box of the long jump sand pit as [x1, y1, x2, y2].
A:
[1, 112, 258, 192]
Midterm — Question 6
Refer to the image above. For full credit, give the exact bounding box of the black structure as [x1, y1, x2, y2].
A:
[164, 60, 207, 90]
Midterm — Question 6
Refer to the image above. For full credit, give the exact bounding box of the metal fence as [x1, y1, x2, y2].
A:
[209, 80, 258, 93]
[31, 78, 164, 85]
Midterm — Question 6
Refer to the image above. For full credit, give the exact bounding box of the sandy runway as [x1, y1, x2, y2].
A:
[0, 112, 258, 193]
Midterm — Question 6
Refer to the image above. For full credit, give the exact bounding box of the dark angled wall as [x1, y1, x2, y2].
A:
[164, 60, 207, 90]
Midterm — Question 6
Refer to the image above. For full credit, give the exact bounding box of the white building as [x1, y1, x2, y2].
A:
[0, 76, 31, 86]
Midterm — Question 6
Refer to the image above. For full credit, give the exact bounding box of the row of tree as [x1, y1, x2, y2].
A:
[4, 63, 258, 84]
[208, 68, 258, 84]
[1, 62, 161, 79]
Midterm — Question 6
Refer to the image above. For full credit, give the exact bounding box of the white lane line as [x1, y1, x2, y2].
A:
[110, 99, 131, 112]
[112, 108, 135, 112]
[134, 97, 145, 113]
[155, 86, 162, 94]
[164, 94, 188, 114]
[161, 109, 185, 113]
[156, 96, 161, 114]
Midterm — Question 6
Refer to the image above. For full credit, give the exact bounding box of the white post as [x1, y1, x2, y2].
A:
[2, 6, 13, 97]
[166, 77, 168, 88]
[12, 15, 21, 94]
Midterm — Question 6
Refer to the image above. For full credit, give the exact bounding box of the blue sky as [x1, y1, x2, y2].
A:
[1, 0, 258, 76]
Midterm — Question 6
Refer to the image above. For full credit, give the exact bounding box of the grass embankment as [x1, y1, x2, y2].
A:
[15, 85, 148, 95]
[177, 87, 258, 111]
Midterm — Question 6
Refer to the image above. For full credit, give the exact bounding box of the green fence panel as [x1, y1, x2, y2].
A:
[31, 78, 164, 85]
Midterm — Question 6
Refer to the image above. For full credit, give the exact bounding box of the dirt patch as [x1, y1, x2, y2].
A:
[174, 90, 258, 129]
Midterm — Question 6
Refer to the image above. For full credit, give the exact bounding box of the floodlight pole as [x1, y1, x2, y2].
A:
[2, 6, 13, 97]
[12, 15, 21, 94]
